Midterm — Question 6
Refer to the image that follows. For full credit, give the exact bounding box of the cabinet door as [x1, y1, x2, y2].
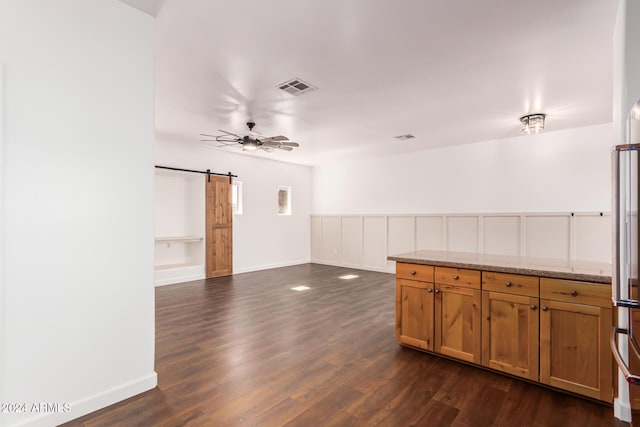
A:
[435, 284, 481, 363]
[540, 299, 613, 402]
[481, 291, 539, 380]
[396, 279, 434, 351]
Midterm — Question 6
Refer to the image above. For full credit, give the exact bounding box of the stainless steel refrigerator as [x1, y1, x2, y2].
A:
[612, 100, 640, 416]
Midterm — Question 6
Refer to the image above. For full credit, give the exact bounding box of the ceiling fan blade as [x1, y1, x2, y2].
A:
[273, 145, 293, 151]
[215, 136, 241, 143]
[260, 135, 289, 143]
[218, 129, 241, 138]
[280, 142, 299, 147]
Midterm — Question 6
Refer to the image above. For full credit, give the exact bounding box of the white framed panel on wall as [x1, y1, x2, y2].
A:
[574, 213, 611, 263]
[416, 216, 444, 250]
[321, 216, 340, 262]
[340, 216, 363, 266]
[482, 216, 520, 256]
[363, 216, 387, 270]
[388, 216, 414, 258]
[525, 215, 570, 259]
[446, 216, 479, 252]
[310, 216, 322, 260]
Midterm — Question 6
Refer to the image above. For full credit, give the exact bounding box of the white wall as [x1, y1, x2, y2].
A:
[312, 123, 614, 215]
[0, 1, 156, 426]
[155, 139, 311, 274]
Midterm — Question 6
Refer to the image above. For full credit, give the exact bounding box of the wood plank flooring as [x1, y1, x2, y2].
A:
[63, 264, 628, 427]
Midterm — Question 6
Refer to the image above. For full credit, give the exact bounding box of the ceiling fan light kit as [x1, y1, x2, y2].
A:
[200, 122, 300, 153]
[520, 113, 546, 134]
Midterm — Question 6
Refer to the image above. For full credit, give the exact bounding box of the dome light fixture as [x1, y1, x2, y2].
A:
[520, 113, 546, 134]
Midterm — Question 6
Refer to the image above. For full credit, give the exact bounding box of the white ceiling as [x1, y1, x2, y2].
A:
[154, 0, 618, 166]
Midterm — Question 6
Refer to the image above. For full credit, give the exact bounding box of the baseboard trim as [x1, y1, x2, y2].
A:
[6, 372, 158, 427]
[154, 265, 205, 286]
[310, 259, 395, 274]
[233, 259, 310, 274]
[614, 397, 632, 422]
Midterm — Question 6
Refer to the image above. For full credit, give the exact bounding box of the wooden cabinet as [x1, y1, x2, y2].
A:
[539, 278, 613, 402]
[434, 267, 482, 364]
[395, 278, 434, 351]
[395, 264, 435, 351]
[481, 272, 539, 381]
[395, 263, 614, 402]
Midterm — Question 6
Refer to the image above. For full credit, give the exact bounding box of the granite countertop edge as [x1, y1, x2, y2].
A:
[387, 255, 611, 285]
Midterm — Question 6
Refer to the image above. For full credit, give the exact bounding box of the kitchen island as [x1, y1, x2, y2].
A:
[387, 250, 613, 402]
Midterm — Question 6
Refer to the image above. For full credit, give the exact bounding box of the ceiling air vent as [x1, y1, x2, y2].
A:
[277, 78, 317, 96]
[394, 134, 416, 141]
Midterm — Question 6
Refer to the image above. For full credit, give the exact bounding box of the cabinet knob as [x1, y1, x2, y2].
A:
[505, 281, 513, 287]
[453, 275, 459, 280]
[530, 305, 537, 310]
[410, 271, 416, 276]
[570, 290, 578, 296]
[542, 306, 549, 311]
[427, 288, 433, 293]
[435, 289, 440, 294]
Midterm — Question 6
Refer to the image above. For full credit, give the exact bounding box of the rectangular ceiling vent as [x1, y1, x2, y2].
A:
[394, 134, 416, 141]
[277, 78, 317, 96]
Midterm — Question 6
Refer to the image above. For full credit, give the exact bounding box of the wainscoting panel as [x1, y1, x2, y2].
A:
[363, 216, 387, 270]
[341, 216, 363, 266]
[321, 216, 340, 262]
[416, 216, 444, 251]
[482, 216, 521, 256]
[311, 216, 322, 261]
[446, 216, 479, 253]
[574, 214, 611, 262]
[311, 212, 611, 274]
[525, 215, 570, 259]
[387, 216, 414, 268]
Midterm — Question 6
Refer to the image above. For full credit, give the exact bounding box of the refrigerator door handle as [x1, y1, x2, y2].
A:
[611, 326, 640, 385]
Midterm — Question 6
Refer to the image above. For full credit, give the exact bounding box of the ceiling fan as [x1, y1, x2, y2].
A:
[200, 122, 300, 152]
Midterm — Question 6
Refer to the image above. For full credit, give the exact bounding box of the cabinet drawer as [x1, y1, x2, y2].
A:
[396, 263, 434, 282]
[435, 267, 480, 289]
[482, 271, 539, 297]
[540, 278, 611, 308]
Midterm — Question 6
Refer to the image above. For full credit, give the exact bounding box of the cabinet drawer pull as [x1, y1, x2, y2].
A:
[427, 288, 433, 293]
[410, 271, 416, 276]
[542, 306, 549, 311]
[530, 305, 537, 310]
[435, 289, 440, 294]
[453, 275, 459, 280]
[570, 290, 578, 296]
[505, 282, 512, 287]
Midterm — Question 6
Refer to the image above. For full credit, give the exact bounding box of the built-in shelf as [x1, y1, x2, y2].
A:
[155, 262, 204, 271]
[154, 235, 203, 243]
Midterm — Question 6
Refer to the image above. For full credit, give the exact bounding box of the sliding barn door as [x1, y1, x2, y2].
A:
[205, 175, 232, 277]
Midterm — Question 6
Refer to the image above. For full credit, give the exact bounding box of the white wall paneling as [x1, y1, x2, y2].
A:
[321, 216, 340, 262]
[311, 212, 611, 273]
[482, 216, 521, 256]
[446, 216, 479, 253]
[416, 216, 444, 251]
[310, 216, 322, 261]
[387, 216, 414, 268]
[524, 215, 571, 259]
[340, 216, 363, 267]
[363, 216, 387, 271]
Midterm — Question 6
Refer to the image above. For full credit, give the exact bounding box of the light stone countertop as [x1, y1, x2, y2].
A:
[387, 250, 612, 284]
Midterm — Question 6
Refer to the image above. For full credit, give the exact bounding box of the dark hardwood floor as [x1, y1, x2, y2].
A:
[64, 264, 628, 427]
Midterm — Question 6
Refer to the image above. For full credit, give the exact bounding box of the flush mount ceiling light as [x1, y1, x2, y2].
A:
[520, 113, 546, 135]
